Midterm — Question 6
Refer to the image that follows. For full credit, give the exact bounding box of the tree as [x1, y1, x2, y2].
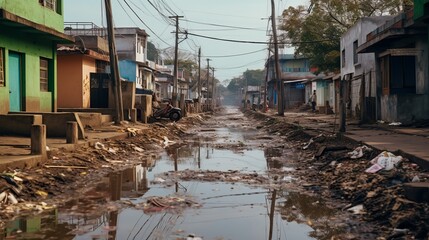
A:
[280, 0, 413, 73]
[162, 47, 198, 78]
[147, 41, 159, 62]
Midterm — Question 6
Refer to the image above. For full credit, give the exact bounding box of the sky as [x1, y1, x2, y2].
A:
[64, 0, 307, 84]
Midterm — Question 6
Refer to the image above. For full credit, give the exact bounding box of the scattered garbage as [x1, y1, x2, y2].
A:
[365, 151, 403, 173]
[348, 145, 372, 159]
[389, 122, 402, 126]
[346, 204, 365, 215]
[302, 139, 314, 150]
[94, 142, 106, 150]
[163, 136, 176, 147]
[142, 196, 201, 213]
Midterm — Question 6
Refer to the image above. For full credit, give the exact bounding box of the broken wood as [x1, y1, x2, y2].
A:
[44, 165, 88, 169]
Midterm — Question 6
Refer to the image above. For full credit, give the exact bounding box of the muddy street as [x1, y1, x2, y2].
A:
[2, 106, 424, 240]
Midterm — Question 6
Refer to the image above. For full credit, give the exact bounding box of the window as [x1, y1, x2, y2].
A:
[39, 0, 61, 14]
[381, 55, 416, 95]
[341, 49, 345, 68]
[0, 48, 4, 87]
[353, 40, 358, 64]
[40, 58, 49, 92]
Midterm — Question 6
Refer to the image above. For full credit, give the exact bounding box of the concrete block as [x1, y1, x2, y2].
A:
[66, 121, 78, 144]
[135, 94, 152, 119]
[77, 112, 102, 128]
[0, 114, 43, 136]
[403, 182, 429, 202]
[31, 124, 47, 160]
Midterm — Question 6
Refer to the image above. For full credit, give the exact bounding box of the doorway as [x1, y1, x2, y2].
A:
[8, 52, 22, 112]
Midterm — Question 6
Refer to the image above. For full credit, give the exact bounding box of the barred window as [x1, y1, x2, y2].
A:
[39, 0, 58, 12]
[40, 58, 49, 92]
[0, 48, 4, 87]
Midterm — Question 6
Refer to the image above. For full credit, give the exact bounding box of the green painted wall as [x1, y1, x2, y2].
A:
[0, 30, 56, 114]
[414, 0, 429, 20]
[0, 0, 64, 32]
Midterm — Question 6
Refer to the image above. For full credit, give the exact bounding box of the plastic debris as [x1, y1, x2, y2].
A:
[94, 142, 106, 150]
[347, 204, 364, 215]
[365, 151, 403, 173]
[389, 122, 402, 126]
[142, 196, 201, 213]
[163, 136, 176, 147]
[348, 145, 372, 159]
[302, 139, 314, 150]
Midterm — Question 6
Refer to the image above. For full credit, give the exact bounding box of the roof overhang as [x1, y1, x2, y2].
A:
[357, 28, 425, 53]
[0, 9, 74, 43]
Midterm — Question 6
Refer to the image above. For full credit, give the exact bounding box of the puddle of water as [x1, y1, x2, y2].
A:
[3, 108, 343, 240]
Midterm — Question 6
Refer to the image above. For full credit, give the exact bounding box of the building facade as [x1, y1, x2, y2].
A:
[340, 16, 392, 121]
[0, 0, 72, 114]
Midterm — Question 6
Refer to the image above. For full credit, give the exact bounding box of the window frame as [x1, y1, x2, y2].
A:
[353, 40, 358, 64]
[40, 58, 49, 92]
[341, 49, 346, 68]
[0, 48, 4, 87]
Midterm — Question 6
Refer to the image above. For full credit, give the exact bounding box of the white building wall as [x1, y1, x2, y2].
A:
[340, 16, 392, 117]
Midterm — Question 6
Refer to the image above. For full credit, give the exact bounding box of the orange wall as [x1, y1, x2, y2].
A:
[82, 56, 96, 108]
[57, 55, 83, 108]
[57, 55, 96, 108]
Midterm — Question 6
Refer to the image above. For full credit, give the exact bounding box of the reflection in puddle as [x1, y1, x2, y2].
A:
[3, 110, 343, 240]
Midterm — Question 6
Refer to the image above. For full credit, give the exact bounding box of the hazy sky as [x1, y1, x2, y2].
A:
[64, 0, 307, 83]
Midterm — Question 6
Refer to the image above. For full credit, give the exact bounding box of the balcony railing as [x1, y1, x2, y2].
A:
[64, 22, 107, 38]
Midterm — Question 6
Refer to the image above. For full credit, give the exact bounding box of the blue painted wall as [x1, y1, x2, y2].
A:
[119, 60, 136, 82]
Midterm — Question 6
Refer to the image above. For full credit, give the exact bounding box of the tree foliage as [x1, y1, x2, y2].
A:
[280, 0, 413, 73]
[226, 69, 265, 92]
[147, 41, 159, 62]
[162, 47, 198, 78]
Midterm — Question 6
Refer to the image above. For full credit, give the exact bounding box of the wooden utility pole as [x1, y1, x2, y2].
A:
[270, 0, 283, 116]
[105, 0, 123, 123]
[169, 15, 183, 107]
[206, 58, 211, 109]
[198, 47, 202, 112]
[264, 48, 271, 113]
[211, 67, 215, 111]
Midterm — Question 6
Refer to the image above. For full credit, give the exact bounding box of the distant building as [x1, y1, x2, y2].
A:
[0, 0, 73, 114]
[265, 54, 317, 110]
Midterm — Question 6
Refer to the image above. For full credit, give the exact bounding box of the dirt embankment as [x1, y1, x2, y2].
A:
[246, 110, 429, 239]
[0, 114, 209, 225]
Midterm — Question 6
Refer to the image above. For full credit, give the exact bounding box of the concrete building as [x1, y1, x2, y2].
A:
[115, 28, 156, 94]
[0, 0, 72, 114]
[266, 54, 317, 109]
[340, 16, 393, 121]
[357, 9, 429, 123]
[57, 25, 111, 109]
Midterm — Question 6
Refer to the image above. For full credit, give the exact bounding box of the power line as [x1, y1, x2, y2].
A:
[123, 0, 172, 47]
[185, 32, 338, 45]
[202, 48, 267, 58]
[182, 19, 266, 31]
[216, 59, 265, 70]
[116, 0, 140, 27]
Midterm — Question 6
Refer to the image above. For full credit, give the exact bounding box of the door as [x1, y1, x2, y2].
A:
[90, 73, 110, 108]
[8, 52, 22, 112]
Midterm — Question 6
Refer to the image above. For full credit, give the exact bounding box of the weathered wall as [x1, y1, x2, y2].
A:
[0, 0, 64, 32]
[82, 56, 96, 108]
[382, 94, 429, 123]
[0, 31, 56, 114]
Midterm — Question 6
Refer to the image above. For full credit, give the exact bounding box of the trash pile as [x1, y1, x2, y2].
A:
[248, 111, 429, 239]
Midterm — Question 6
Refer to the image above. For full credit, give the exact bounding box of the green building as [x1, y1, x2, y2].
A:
[0, 0, 72, 114]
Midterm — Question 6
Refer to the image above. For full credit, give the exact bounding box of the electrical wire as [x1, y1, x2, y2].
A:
[185, 32, 338, 45]
[123, 0, 172, 47]
[182, 19, 266, 31]
[202, 48, 267, 58]
[216, 59, 265, 70]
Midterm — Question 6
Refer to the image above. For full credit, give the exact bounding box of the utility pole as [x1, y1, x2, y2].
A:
[169, 15, 183, 107]
[211, 67, 215, 111]
[206, 58, 211, 109]
[198, 47, 202, 112]
[105, 0, 123, 123]
[264, 46, 271, 113]
[270, 0, 284, 116]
